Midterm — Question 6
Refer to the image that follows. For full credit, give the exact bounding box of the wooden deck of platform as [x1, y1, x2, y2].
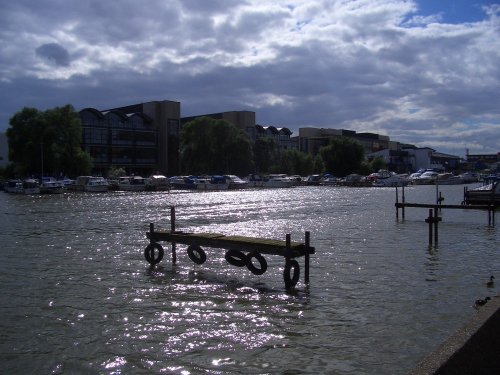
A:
[147, 230, 314, 258]
[143, 207, 315, 289]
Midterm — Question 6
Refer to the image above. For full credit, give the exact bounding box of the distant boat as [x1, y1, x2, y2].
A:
[435, 173, 463, 185]
[146, 175, 170, 191]
[4, 179, 24, 193]
[369, 170, 409, 187]
[169, 176, 197, 190]
[262, 174, 295, 188]
[22, 179, 40, 194]
[224, 175, 249, 189]
[71, 176, 109, 192]
[40, 177, 65, 194]
[117, 176, 147, 191]
[413, 171, 439, 185]
[194, 176, 230, 190]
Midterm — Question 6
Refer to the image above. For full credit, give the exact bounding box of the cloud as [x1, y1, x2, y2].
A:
[0, 0, 499, 157]
[36, 43, 71, 66]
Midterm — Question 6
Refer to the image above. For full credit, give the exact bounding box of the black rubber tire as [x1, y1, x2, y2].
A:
[187, 245, 207, 265]
[144, 243, 164, 265]
[246, 252, 267, 275]
[283, 259, 300, 289]
[225, 249, 248, 267]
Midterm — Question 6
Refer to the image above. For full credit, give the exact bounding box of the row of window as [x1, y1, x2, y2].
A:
[83, 129, 156, 146]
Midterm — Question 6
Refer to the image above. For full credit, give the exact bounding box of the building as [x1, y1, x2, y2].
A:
[369, 146, 461, 173]
[255, 125, 298, 151]
[79, 100, 181, 176]
[181, 111, 297, 150]
[465, 152, 500, 171]
[299, 127, 390, 155]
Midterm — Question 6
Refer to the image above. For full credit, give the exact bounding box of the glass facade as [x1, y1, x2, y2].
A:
[79, 108, 158, 175]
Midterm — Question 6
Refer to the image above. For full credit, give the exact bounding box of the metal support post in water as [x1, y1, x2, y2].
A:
[149, 223, 155, 244]
[170, 206, 177, 264]
[395, 186, 399, 219]
[434, 207, 439, 243]
[426, 209, 433, 245]
[304, 231, 310, 284]
[402, 184, 405, 219]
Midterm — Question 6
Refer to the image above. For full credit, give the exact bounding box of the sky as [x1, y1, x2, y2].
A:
[0, 0, 499, 157]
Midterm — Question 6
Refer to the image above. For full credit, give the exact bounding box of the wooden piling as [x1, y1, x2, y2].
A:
[170, 206, 177, 264]
[304, 231, 310, 284]
[402, 185, 406, 219]
[427, 209, 433, 244]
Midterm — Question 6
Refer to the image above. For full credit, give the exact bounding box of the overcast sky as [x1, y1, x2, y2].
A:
[1, 0, 499, 157]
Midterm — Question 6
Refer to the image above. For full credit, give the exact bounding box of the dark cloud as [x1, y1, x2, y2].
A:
[35, 43, 71, 66]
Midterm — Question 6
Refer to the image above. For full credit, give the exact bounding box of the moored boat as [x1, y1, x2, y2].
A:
[40, 177, 65, 194]
[117, 176, 147, 191]
[413, 171, 439, 185]
[146, 175, 170, 191]
[262, 174, 295, 188]
[22, 179, 41, 194]
[435, 173, 463, 185]
[4, 179, 24, 193]
[194, 176, 230, 190]
[464, 180, 500, 206]
[224, 175, 249, 189]
[71, 176, 109, 192]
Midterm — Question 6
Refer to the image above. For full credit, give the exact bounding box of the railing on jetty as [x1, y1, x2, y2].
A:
[395, 185, 496, 244]
[144, 207, 315, 289]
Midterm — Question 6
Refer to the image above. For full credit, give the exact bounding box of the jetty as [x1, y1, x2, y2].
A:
[144, 207, 315, 288]
[395, 185, 496, 225]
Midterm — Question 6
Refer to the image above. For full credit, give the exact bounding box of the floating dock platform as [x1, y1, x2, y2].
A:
[144, 207, 315, 289]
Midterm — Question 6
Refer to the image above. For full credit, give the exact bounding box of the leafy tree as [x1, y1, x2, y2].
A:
[181, 117, 254, 175]
[270, 149, 314, 175]
[318, 137, 365, 177]
[369, 156, 386, 172]
[253, 137, 278, 173]
[7, 105, 92, 177]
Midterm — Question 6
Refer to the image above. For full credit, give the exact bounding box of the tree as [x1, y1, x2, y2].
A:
[7, 105, 92, 177]
[253, 137, 278, 173]
[180, 117, 254, 175]
[319, 137, 365, 177]
[270, 149, 314, 175]
[369, 156, 386, 172]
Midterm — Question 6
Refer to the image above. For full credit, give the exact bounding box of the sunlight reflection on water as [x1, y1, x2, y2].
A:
[0, 184, 498, 374]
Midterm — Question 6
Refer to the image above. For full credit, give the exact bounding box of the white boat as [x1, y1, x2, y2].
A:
[117, 176, 147, 191]
[169, 176, 197, 190]
[413, 171, 439, 185]
[459, 172, 480, 183]
[40, 177, 65, 194]
[435, 173, 463, 185]
[194, 176, 230, 190]
[71, 176, 109, 192]
[22, 179, 41, 194]
[4, 179, 24, 193]
[245, 174, 264, 187]
[224, 175, 249, 189]
[369, 170, 408, 187]
[464, 180, 500, 205]
[262, 174, 295, 188]
[146, 175, 170, 191]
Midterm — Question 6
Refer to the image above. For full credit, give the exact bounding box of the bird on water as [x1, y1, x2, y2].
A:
[474, 297, 491, 307]
[486, 275, 495, 288]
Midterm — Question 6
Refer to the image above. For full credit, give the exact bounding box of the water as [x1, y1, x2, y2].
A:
[0, 185, 498, 374]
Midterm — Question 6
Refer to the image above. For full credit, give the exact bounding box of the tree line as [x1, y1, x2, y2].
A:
[2, 105, 385, 179]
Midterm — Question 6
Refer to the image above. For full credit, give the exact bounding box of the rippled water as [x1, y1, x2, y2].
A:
[0, 185, 498, 374]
